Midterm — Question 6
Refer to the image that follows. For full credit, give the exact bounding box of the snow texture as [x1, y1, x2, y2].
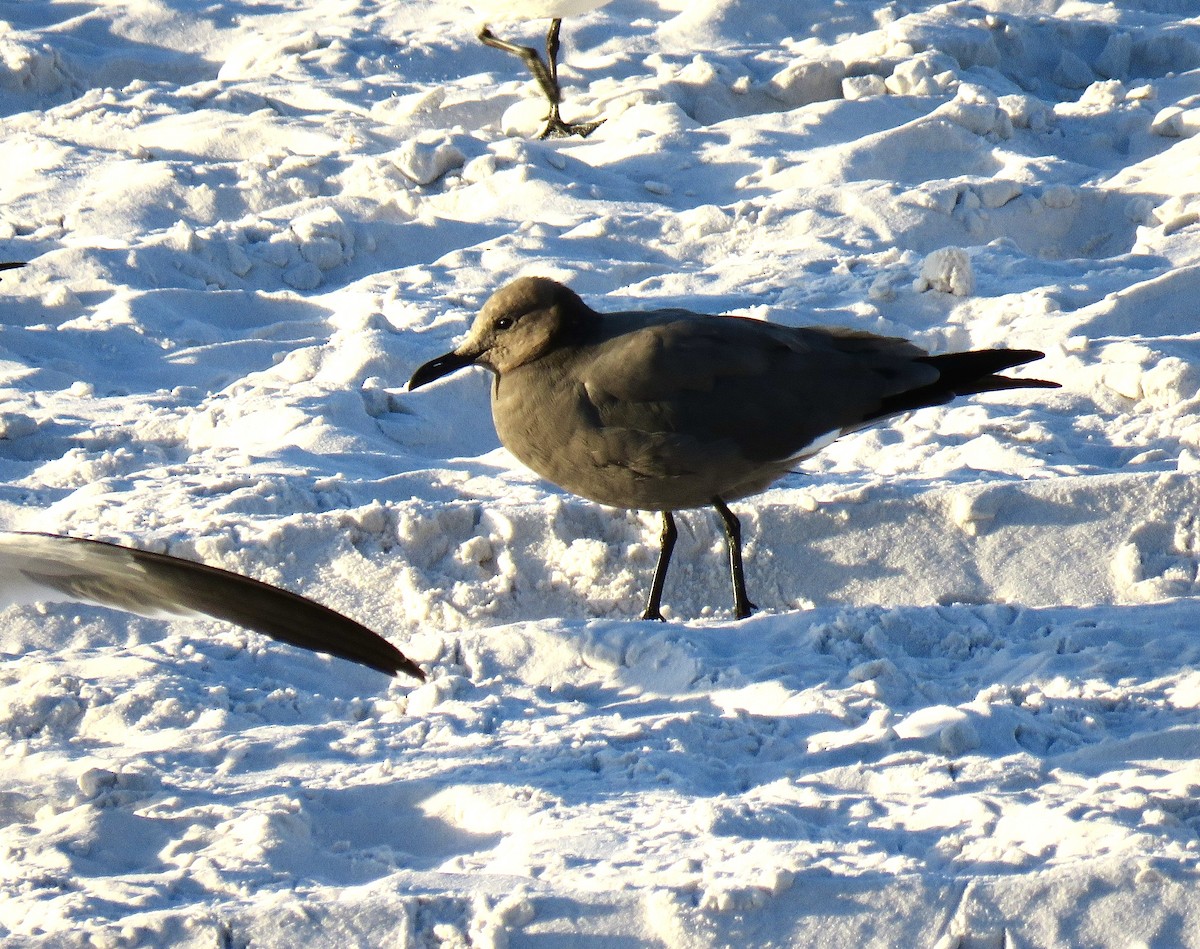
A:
[3, 0, 1200, 945]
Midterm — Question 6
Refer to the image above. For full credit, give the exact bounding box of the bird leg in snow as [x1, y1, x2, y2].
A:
[545, 17, 563, 86]
[477, 19, 603, 139]
[713, 498, 756, 619]
[641, 510, 677, 621]
[478, 25, 559, 105]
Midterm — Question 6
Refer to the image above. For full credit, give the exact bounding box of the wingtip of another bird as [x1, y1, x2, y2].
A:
[394, 656, 428, 682]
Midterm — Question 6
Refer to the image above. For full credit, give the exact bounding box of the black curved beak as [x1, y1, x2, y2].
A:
[408, 349, 478, 391]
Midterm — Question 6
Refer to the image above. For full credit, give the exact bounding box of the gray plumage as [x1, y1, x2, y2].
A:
[409, 276, 1059, 619]
[0, 532, 423, 680]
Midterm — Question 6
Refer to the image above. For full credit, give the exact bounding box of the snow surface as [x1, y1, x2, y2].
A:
[3, 0, 1200, 944]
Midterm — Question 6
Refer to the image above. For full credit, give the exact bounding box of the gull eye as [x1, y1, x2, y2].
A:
[495, 316, 516, 331]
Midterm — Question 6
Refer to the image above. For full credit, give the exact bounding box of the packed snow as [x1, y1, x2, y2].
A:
[3, 0, 1200, 944]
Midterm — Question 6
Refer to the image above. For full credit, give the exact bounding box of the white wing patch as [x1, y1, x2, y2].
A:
[781, 427, 845, 465]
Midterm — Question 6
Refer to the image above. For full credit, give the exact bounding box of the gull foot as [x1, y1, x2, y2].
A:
[539, 116, 605, 139]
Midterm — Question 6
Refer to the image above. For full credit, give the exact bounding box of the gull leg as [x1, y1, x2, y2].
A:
[477, 21, 602, 139]
[641, 511, 677, 621]
[712, 498, 757, 619]
[540, 19, 568, 135]
[546, 18, 562, 86]
[543, 19, 604, 138]
[478, 24, 560, 105]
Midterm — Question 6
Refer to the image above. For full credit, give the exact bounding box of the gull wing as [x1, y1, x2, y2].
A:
[0, 532, 423, 680]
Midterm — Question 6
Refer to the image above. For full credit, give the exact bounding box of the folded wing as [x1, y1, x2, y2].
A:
[581, 316, 942, 463]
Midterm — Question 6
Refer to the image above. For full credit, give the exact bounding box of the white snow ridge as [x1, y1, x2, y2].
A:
[3, 0, 1200, 945]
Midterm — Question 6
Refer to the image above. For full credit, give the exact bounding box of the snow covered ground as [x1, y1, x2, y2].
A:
[3, 0, 1200, 943]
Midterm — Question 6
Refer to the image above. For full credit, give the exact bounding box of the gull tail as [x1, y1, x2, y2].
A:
[875, 348, 1059, 419]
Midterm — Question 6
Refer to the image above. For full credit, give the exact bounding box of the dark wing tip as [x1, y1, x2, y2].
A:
[869, 348, 1061, 421]
[1014, 377, 1060, 389]
[125, 545, 427, 680]
[6, 532, 424, 680]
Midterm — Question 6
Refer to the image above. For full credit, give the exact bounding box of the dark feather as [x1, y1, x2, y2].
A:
[870, 349, 1059, 421]
[0, 532, 424, 680]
